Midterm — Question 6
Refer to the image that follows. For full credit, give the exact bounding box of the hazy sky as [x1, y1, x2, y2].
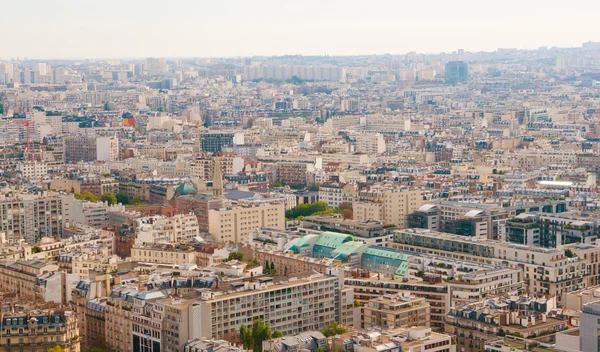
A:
[3, 0, 599, 59]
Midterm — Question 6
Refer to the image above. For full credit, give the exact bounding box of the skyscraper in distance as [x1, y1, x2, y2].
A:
[445, 61, 468, 85]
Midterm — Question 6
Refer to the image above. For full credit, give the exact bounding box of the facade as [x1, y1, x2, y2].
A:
[0, 310, 81, 352]
[63, 135, 119, 163]
[194, 271, 354, 339]
[134, 214, 200, 245]
[353, 190, 422, 229]
[580, 300, 600, 352]
[362, 293, 431, 329]
[391, 228, 600, 305]
[445, 298, 566, 352]
[131, 245, 197, 266]
[208, 203, 285, 243]
[200, 132, 244, 152]
[445, 61, 468, 85]
[318, 182, 357, 208]
[0, 191, 71, 244]
[344, 277, 449, 329]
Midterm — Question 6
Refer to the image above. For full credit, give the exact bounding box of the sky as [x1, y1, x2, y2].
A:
[3, 0, 599, 59]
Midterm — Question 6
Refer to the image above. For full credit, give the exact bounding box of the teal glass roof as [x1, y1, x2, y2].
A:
[330, 241, 366, 260]
[286, 234, 318, 253]
[314, 232, 354, 249]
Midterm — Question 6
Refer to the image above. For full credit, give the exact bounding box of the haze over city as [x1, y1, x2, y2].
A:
[3, 0, 600, 58]
[3, 2, 600, 352]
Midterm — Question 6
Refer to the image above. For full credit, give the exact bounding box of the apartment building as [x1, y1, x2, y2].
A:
[408, 200, 568, 240]
[275, 162, 314, 186]
[0, 191, 71, 243]
[134, 214, 200, 245]
[194, 271, 354, 339]
[352, 133, 386, 155]
[192, 154, 244, 181]
[503, 211, 599, 248]
[63, 135, 119, 163]
[208, 203, 285, 243]
[318, 182, 357, 208]
[72, 278, 110, 351]
[16, 160, 47, 179]
[0, 260, 79, 303]
[0, 310, 81, 352]
[344, 276, 450, 328]
[391, 228, 600, 305]
[131, 244, 197, 266]
[446, 297, 567, 352]
[361, 293, 431, 329]
[199, 132, 244, 152]
[354, 190, 422, 229]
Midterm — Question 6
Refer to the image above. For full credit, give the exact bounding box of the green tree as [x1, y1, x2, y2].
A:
[272, 330, 283, 338]
[0, 101, 3, 115]
[48, 347, 66, 352]
[252, 318, 271, 352]
[321, 322, 347, 337]
[75, 191, 99, 202]
[271, 181, 284, 188]
[269, 262, 275, 273]
[228, 252, 244, 261]
[101, 192, 117, 206]
[264, 260, 270, 273]
[307, 183, 320, 192]
[285, 202, 330, 219]
[239, 318, 273, 352]
[31, 246, 42, 254]
[240, 325, 252, 349]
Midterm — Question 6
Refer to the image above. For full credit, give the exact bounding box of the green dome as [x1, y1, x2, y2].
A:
[175, 182, 197, 195]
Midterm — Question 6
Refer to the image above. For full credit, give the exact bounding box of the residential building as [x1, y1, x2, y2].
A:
[208, 203, 285, 243]
[361, 293, 431, 329]
[0, 310, 80, 352]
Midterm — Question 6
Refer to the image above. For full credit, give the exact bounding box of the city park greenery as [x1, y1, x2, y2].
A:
[285, 201, 353, 220]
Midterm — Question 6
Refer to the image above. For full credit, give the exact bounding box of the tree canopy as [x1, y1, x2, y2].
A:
[321, 322, 347, 337]
[100, 192, 117, 206]
[240, 318, 273, 352]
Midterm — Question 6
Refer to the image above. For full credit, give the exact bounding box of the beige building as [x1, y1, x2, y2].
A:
[0, 260, 59, 301]
[362, 293, 431, 330]
[392, 228, 600, 306]
[0, 310, 81, 352]
[131, 244, 197, 266]
[195, 271, 354, 339]
[354, 190, 422, 229]
[208, 203, 285, 243]
[0, 191, 72, 243]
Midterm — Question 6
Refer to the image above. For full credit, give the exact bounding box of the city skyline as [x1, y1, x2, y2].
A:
[3, 0, 599, 59]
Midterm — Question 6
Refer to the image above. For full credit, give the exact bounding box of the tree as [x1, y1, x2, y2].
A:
[285, 202, 330, 219]
[75, 191, 99, 202]
[272, 330, 283, 338]
[228, 252, 244, 261]
[269, 262, 275, 273]
[115, 191, 131, 205]
[240, 325, 252, 349]
[31, 246, 42, 254]
[271, 181, 284, 188]
[239, 318, 272, 352]
[321, 322, 347, 337]
[48, 347, 66, 352]
[101, 192, 117, 206]
[0, 101, 3, 114]
[252, 318, 271, 352]
[264, 260, 270, 273]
